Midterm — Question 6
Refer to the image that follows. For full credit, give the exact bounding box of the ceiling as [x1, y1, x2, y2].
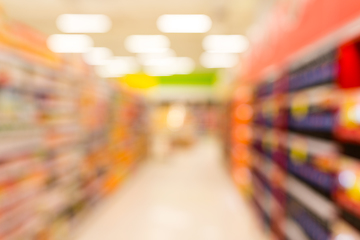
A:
[0, 0, 275, 69]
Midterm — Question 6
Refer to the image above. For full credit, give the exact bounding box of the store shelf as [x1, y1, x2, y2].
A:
[231, 19, 360, 239]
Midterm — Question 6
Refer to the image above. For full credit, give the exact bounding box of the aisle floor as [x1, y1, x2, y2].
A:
[74, 137, 266, 240]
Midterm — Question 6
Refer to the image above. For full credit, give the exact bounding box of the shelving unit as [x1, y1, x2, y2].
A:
[231, 33, 360, 240]
[0, 12, 148, 240]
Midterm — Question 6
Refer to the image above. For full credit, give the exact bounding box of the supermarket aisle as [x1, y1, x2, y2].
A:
[74, 137, 265, 240]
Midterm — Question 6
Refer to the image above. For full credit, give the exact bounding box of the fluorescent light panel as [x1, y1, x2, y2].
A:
[203, 35, 249, 53]
[144, 57, 195, 76]
[125, 35, 170, 53]
[57, 14, 112, 33]
[176, 57, 196, 74]
[83, 47, 113, 65]
[157, 14, 212, 33]
[137, 49, 176, 65]
[200, 52, 239, 68]
[96, 57, 140, 78]
[47, 34, 93, 53]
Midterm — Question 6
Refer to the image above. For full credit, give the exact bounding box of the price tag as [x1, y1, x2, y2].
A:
[291, 93, 309, 120]
[290, 138, 308, 164]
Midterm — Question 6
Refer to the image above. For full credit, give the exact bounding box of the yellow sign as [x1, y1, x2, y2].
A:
[121, 74, 159, 91]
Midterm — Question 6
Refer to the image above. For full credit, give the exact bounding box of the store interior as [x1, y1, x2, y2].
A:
[1, 0, 360, 240]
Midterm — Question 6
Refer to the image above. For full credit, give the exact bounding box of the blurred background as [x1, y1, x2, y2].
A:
[1, 0, 360, 239]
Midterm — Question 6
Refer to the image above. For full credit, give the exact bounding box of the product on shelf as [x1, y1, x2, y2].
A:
[334, 156, 360, 230]
[288, 85, 339, 135]
[288, 50, 337, 92]
[286, 133, 338, 194]
[335, 89, 360, 143]
[231, 85, 254, 196]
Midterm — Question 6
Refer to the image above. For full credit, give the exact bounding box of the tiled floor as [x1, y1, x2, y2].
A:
[74, 137, 266, 240]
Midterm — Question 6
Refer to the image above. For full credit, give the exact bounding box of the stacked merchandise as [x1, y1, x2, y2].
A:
[248, 77, 290, 240]
[230, 86, 254, 195]
[191, 103, 221, 136]
[190, 104, 207, 136]
[0, 11, 147, 240]
[333, 40, 360, 238]
[237, 37, 360, 240]
[104, 87, 148, 194]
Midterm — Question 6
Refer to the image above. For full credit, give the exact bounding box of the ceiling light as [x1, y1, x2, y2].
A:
[47, 34, 93, 53]
[200, 52, 239, 68]
[137, 49, 176, 65]
[83, 47, 113, 65]
[95, 57, 140, 78]
[144, 65, 174, 76]
[56, 14, 112, 33]
[157, 14, 212, 33]
[144, 57, 195, 76]
[203, 35, 249, 53]
[125, 35, 170, 53]
[176, 57, 195, 74]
